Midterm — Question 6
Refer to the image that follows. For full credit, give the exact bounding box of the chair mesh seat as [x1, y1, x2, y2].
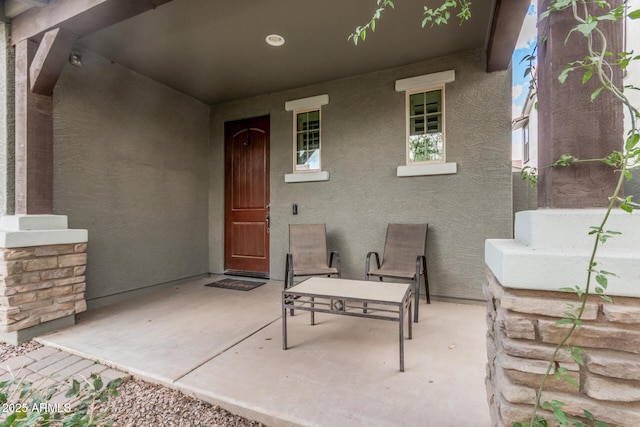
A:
[367, 268, 417, 280]
[285, 224, 341, 291]
[295, 266, 339, 276]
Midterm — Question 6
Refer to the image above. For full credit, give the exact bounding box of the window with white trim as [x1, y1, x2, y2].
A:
[395, 70, 457, 177]
[284, 95, 329, 182]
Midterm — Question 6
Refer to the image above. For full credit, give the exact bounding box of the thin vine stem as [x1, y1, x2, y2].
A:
[528, 1, 636, 424]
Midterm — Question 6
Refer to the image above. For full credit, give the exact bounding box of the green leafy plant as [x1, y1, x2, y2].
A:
[348, 0, 471, 44]
[348, 0, 395, 45]
[0, 371, 122, 427]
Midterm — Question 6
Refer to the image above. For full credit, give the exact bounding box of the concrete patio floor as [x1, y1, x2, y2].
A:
[36, 276, 491, 426]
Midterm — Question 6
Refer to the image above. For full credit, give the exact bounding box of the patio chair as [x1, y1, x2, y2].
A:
[285, 224, 341, 290]
[365, 223, 429, 323]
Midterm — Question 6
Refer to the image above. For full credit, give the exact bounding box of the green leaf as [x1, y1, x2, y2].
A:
[15, 407, 27, 419]
[596, 274, 608, 287]
[571, 348, 585, 366]
[558, 68, 571, 84]
[107, 377, 124, 389]
[626, 132, 640, 151]
[93, 374, 104, 391]
[562, 374, 579, 387]
[621, 202, 633, 213]
[576, 21, 597, 36]
[553, 406, 568, 425]
[65, 379, 80, 398]
[582, 70, 593, 84]
[556, 318, 572, 325]
[629, 9, 640, 19]
[591, 86, 604, 101]
[584, 409, 595, 421]
[600, 294, 614, 303]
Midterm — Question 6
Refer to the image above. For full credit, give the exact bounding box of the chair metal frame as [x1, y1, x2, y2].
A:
[365, 223, 430, 323]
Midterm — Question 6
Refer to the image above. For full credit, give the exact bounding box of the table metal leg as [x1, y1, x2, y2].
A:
[311, 296, 315, 325]
[408, 297, 413, 340]
[399, 302, 405, 372]
[282, 293, 288, 350]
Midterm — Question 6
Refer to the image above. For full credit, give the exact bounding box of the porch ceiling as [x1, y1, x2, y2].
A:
[72, 0, 498, 105]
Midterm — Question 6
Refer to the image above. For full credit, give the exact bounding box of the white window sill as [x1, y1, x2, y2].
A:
[285, 171, 330, 183]
[397, 162, 457, 177]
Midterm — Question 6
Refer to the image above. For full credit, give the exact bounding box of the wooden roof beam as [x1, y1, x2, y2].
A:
[30, 28, 77, 96]
[10, 0, 174, 45]
[486, 0, 531, 72]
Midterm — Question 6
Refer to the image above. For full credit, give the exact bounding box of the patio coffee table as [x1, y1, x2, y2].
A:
[282, 277, 413, 371]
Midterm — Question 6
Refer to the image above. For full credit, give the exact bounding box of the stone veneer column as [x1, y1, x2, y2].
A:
[485, 210, 640, 427]
[0, 215, 87, 344]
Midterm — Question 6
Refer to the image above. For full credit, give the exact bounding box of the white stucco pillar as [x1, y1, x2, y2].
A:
[487, 209, 640, 297]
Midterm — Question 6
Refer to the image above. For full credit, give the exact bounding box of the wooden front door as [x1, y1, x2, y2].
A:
[224, 116, 270, 277]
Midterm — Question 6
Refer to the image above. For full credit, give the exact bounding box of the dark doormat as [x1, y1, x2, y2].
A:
[205, 278, 265, 291]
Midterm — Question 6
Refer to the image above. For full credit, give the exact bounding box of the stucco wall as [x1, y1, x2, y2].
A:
[53, 47, 210, 303]
[0, 23, 14, 216]
[512, 170, 538, 216]
[210, 48, 512, 302]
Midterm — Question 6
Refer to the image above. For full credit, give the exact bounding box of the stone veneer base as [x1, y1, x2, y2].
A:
[485, 270, 640, 427]
[0, 315, 74, 345]
[0, 215, 88, 344]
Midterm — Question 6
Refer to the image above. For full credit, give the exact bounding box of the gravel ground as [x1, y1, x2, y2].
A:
[0, 341, 266, 427]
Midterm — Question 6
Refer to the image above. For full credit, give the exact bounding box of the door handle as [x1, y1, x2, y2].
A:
[266, 203, 270, 233]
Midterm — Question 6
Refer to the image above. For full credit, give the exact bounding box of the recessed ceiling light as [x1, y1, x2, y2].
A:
[265, 34, 285, 47]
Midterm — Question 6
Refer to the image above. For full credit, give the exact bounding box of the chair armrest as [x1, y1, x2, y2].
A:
[365, 251, 381, 279]
[329, 251, 341, 277]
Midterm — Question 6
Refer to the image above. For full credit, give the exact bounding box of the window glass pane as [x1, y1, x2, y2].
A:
[410, 93, 425, 116]
[308, 131, 320, 150]
[297, 112, 308, 130]
[307, 110, 320, 130]
[424, 90, 441, 114]
[408, 89, 443, 162]
[297, 134, 306, 152]
[298, 151, 307, 162]
[426, 115, 440, 132]
[295, 108, 321, 171]
[306, 149, 320, 170]
[409, 133, 443, 162]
